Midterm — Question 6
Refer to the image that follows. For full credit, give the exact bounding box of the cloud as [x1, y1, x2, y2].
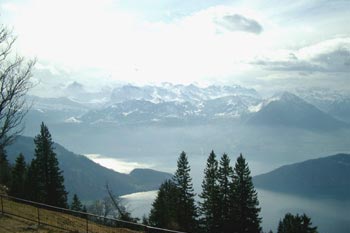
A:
[215, 14, 263, 34]
[3, 0, 350, 92]
[252, 38, 350, 73]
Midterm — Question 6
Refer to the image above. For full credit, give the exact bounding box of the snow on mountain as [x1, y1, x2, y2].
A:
[25, 82, 350, 129]
[110, 83, 260, 104]
[64, 117, 82, 123]
[294, 88, 348, 111]
[77, 83, 263, 124]
[294, 88, 350, 123]
[247, 91, 348, 130]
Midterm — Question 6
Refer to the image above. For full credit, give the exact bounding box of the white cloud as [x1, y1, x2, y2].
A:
[253, 37, 350, 73]
[2, 1, 269, 85]
[1, 0, 350, 91]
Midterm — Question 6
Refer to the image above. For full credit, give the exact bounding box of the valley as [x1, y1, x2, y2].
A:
[8, 83, 350, 233]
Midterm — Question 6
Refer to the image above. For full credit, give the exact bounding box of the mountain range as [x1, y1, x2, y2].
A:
[25, 83, 350, 130]
[20, 82, 350, 179]
[253, 153, 350, 199]
[6, 136, 172, 201]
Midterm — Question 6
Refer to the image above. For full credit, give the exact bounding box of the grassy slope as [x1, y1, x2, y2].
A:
[1, 196, 139, 233]
[0, 215, 68, 233]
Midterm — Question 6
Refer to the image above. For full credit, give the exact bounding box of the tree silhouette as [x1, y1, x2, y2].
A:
[0, 25, 35, 150]
[29, 122, 67, 207]
[199, 150, 221, 233]
[71, 193, 84, 212]
[149, 179, 180, 230]
[231, 154, 261, 233]
[173, 151, 198, 232]
[277, 213, 318, 233]
[10, 153, 26, 198]
[218, 153, 234, 233]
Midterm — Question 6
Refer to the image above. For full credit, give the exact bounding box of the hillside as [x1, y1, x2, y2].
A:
[253, 153, 350, 199]
[0, 215, 67, 233]
[0, 195, 141, 233]
[6, 136, 172, 201]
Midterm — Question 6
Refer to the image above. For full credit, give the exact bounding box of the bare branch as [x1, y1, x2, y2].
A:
[0, 25, 34, 149]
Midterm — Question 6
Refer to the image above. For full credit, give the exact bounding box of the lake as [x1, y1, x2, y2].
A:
[121, 189, 350, 233]
[83, 153, 350, 233]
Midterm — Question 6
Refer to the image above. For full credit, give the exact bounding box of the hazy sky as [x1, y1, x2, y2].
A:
[1, 0, 350, 92]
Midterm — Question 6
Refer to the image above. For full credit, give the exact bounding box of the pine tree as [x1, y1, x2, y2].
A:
[10, 153, 26, 198]
[199, 150, 221, 233]
[24, 158, 40, 201]
[149, 179, 181, 230]
[0, 146, 11, 187]
[231, 154, 261, 233]
[173, 151, 198, 233]
[277, 213, 318, 233]
[31, 122, 68, 207]
[218, 153, 234, 233]
[71, 194, 84, 212]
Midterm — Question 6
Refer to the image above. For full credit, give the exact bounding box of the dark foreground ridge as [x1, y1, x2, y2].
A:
[6, 135, 172, 201]
[254, 153, 350, 199]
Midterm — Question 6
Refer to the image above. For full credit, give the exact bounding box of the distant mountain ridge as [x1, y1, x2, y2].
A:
[25, 84, 350, 131]
[28, 83, 262, 125]
[246, 92, 348, 130]
[6, 136, 172, 201]
[253, 153, 350, 199]
[110, 83, 260, 104]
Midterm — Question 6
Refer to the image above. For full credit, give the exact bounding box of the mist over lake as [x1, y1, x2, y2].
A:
[2, 1, 350, 232]
[23, 123, 350, 174]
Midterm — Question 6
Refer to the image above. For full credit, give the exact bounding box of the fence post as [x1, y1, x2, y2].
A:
[37, 206, 40, 225]
[1, 195, 3, 214]
[86, 213, 89, 233]
[144, 225, 149, 233]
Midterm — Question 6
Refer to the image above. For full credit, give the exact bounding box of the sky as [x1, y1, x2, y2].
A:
[1, 0, 350, 93]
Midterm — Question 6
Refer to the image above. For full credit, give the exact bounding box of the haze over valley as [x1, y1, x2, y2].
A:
[22, 81, 350, 177]
[1, 1, 350, 233]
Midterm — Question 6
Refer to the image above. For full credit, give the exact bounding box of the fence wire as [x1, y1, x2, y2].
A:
[0, 194, 186, 233]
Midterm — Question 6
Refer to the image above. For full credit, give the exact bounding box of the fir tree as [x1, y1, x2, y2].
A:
[31, 122, 68, 207]
[218, 153, 234, 233]
[173, 151, 198, 233]
[199, 150, 221, 233]
[277, 213, 318, 233]
[149, 179, 181, 230]
[231, 154, 261, 233]
[0, 146, 11, 187]
[71, 194, 84, 212]
[24, 158, 39, 201]
[10, 153, 26, 198]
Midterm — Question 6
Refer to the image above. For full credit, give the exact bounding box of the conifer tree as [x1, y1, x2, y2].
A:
[10, 153, 26, 198]
[71, 193, 84, 212]
[218, 153, 234, 233]
[24, 158, 39, 201]
[277, 213, 318, 233]
[199, 150, 220, 233]
[231, 154, 261, 233]
[0, 147, 11, 187]
[173, 151, 198, 233]
[31, 122, 68, 207]
[149, 179, 180, 230]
